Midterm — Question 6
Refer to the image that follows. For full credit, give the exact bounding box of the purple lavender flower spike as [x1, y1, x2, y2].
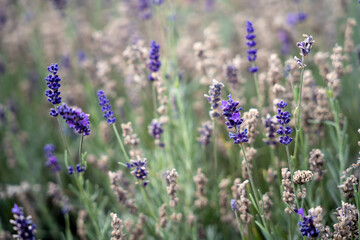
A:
[97, 90, 116, 125]
[148, 119, 164, 147]
[45, 63, 62, 116]
[246, 21, 258, 73]
[76, 164, 85, 173]
[44, 144, 61, 173]
[296, 34, 314, 57]
[148, 40, 161, 81]
[56, 103, 91, 136]
[222, 94, 248, 144]
[294, 208, 320, 238]
[276, 101, 293, 145]
[10, 204, 37, 240]
[126, 157, 150, 187]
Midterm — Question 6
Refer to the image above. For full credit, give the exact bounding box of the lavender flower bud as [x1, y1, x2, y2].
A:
[296, 34, 315, 57]
[97, 90, 116, 125]
[56, 103, 91, 136]
[9, 204, 37, 240]
[148, 40, 161, 81]
[246, 21, 258, 73]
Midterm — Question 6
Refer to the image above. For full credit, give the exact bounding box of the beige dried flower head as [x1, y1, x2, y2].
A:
[193, 168, 208, 208]
[158, 203, 168, 229]
[333, 202, 359, 239]
[339, 175, 358, 199]
[110, 213, 126, 240]
[309, 149, 325, 181]
[236, 180, 253, 224]
[281, 168, 295, 214]
[293, 170, 313, 185]
[166, 169, 179, 208]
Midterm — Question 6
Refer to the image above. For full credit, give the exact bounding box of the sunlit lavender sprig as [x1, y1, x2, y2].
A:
[245, 21, 258, 73]
[294, 208, 320, 238]
[56, 103, 91, 136]
[221, 94, 248, 144]
[45, 63, 62, 117]
[44, 144, 61, 173]
[126, 157, 149, 186]
[276, 101, 293, 145]
[148, 40, 161, 81]
[97, 90, 116, 125]
[204, 79, 224, 119]
[10, 204, 36, 240]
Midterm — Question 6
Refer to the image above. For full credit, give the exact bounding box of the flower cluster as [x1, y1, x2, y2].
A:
[10, 204, 37, 240]
[68, 164, 85, 175]
[264, 115, 277, 146]
[294, 208, 320, 238]
[56, 103, 91, 136]
[45, 63, 62, 116]
[221, 94, 248, 144]
[297, 34, 314, 57]
[126, 157, 149, 186]
[44, 144, 61, 173]
[197, 121, 213, 146]
[245, 21, 258, 73]
[204, 79, 224, 119]
[97, 90, 116, 125]
[276, 101, 293, 145]
[148, 119, 164, 147]
[230, 199, 237, 212]
[148, 40, 161, 81]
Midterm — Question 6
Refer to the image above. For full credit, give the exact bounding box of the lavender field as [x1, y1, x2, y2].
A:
[0, 0, 360, 239]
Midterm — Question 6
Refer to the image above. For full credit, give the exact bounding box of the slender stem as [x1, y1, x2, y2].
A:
[56, 117, 73, 161]
[293, 57, 305, 165]
[79, 134, 83, 164]
[112, 124, 131, 164]
[152, 83, 158, 118]
[235, 212, 245, 239]
[64, 213, 72, 240]
[140, 185, 158, 221]
[74, 175, 102, 239]
[253, 72, 264, 117]
[285, 145, 300, 209]
[240, 145, 270, 234]
[213, 120, 218, 179]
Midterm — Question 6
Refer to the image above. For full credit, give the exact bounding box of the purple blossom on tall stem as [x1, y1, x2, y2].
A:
[221, 94, 248, 144]
[294, 208, 320, 238]
[148, 119, 164, 147]
[245, 21, 258, 73]
[10, 204, 36, 240]
[296, 34, 314, 57]
[126, 157, 149, 186]
[148, 40, 161, 81]
[264, 115, 277, 146]
[45, 63, 62, 117]
[276, 101, 293, 145]
[44, 144, 61, 173]
[97, 90, 116, 125]
[56, 103, 91, 136]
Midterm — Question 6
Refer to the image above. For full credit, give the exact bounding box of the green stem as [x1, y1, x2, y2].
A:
[79, 134, 83, 164]
[74, 175, 102, 239]
[213, 120, 218, 179]
[64, 213, 72, 240]
[112, 124, 131, 164]
[140, 185, 158, 221]
[293, 57, 305, 166]
[253, 72, 264, 117]
[235, 212, 245, 239]
[240, 145, 269, 234]
[56, 117, 73, 161]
